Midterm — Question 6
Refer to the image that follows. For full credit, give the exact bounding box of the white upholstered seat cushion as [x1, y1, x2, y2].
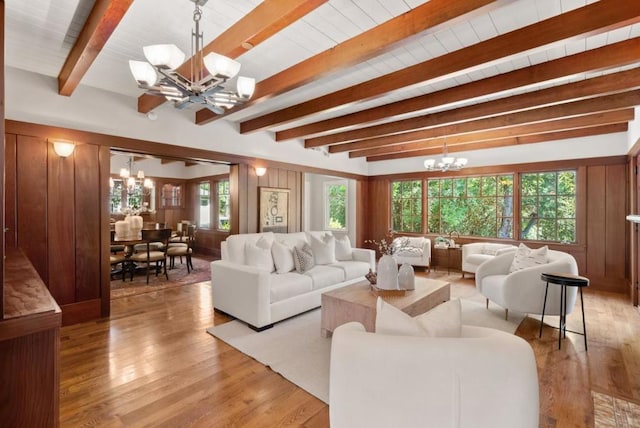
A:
[269, 272, 313, 303]
[304, 265, 345, 290]
[329, 261, 370, 281]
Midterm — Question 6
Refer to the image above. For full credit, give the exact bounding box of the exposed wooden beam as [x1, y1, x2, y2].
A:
[195, 0, 501, 125]
[241, 0, 640, 134]
[365, 123, 629, 162]
[327, 92, 640, 153]
[277, 38, 640, 141]
[306, 68, 640, 147]
[138, 0, 327, 114]
[160, 159, 179, 165]
[184, 162, 198, 167]
[58, 0, 134, 96]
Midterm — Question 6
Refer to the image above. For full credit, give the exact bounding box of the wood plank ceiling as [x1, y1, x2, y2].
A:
[7, 0, 640, 163]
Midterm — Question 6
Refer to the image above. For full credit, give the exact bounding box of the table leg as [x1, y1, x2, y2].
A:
[558, 284, 564, 350]
[540, 282, 549, 338]
[580, 287, 588, 351]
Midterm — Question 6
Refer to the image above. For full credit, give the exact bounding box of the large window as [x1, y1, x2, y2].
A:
[325, 181, 347, 230]
[427, 175, 514, 238]
[109, 178, 155, 214]
[199, 182, 211, 228]
[217, 180, 230, 231]
[520, 170, 576, 243]
[391, 180, 422, 233]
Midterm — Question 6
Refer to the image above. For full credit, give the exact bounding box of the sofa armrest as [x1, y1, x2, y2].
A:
[210, 260, 272, 328]
[421, 238, 431, 264]
[352, 248, 376, 272]
[462, 242, 485, 260]
[475, 252, 514, 290]
[495, 246, 518, 256]
[330, 323, 539, 428]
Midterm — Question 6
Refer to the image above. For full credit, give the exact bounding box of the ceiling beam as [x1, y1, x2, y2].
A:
[305, 67, 640, 147]
[328, 92, 640, 153]
[195, 0, 501, 125]
[240, 0, 640, 134]
[138, 0, 328, 114]
[365, 123, 629, 162]
[278, 38, 640, 141]
[58, 0, 134, 96]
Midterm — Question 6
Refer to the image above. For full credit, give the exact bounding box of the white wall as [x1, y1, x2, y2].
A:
[305, 173, 356, 244]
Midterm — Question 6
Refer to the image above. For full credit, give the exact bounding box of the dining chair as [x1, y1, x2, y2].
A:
[109, 230, 129, 281]
[129, 228, 172, 284]
[167, 225, 196, 272]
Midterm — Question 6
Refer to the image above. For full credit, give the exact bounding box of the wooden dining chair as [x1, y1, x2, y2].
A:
[109, 230, 129, 281]
[167, 225, 196, 272]
[129, 228, 172, 284]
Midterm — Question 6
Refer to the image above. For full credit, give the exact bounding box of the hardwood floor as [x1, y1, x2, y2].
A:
[59, 272, 640, 427]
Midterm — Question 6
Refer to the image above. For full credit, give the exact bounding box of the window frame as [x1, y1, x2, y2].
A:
[390, 179, 423, 234]
[323, 179, 348, 231]
[216, 178, 230, 232]
[198, 181, 211, 229]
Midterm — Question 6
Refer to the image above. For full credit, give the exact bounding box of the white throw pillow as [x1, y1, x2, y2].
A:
[375, 297, 426, 336]
[509, 243, 548, 273]
[335, 235, 353, 261]
[415, 299, 462, 337]
[310, 234, 336, 265]
[376, 297, 462, 338]
[293, 243, 315, 273]
[245, 236, 274, 272]
[271, 240, 295, 274]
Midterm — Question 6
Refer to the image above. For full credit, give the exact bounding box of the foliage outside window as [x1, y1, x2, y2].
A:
[520, 170, 576, 243]
[199, 182, 211, 228]
[110, 179, 123, 213]
[325, 181, 347, 230]
[217, 180, 230, 231]
[391, 180, 423, 233]
[427, 175, 514, 238]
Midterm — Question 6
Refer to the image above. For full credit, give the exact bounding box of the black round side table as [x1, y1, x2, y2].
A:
[539, 272, 589, 351]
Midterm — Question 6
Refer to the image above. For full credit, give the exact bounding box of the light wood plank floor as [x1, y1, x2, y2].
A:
[60, 272, 640, 427]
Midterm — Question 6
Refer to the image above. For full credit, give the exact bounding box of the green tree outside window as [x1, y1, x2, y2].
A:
[391, 180, 422, 233]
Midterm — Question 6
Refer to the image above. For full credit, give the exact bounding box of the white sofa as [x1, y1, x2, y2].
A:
[330, 322, 539, 428]
[461, 242, 517, 278]
[392, 236, 431, 270]
[210, 231, 375, 330]
[476, 248, 579, 319]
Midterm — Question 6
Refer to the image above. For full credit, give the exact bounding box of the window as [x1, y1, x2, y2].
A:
[217, 180, 230, 231]
[391, 180, 422, 233]
[520, 170, 576, 243]
[109, 178, 155, 213]
[199, 182, 211, 228]
[427, 175, 514, 238]
[325, 181, 347, 230]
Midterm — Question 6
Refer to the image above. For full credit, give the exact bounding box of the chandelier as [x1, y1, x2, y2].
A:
[423, 142, 468, 172]
[110, 157, 154, 194]
[128, 0, 255, 114]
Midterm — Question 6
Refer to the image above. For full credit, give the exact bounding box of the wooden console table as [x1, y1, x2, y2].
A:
[0, 248, 61, 427]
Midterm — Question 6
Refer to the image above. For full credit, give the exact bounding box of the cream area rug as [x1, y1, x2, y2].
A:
[206, 299, 525, 404]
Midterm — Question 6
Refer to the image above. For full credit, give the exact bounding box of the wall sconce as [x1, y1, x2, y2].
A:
[255, 167, 267, 177]
[52, 140, 75, 158]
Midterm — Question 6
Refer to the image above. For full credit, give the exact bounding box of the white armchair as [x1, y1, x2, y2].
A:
[392, 236, 431, 270]
[461, 242, 517, 278]
[330, 322, 539, 428]
[475, 248, 578, 320]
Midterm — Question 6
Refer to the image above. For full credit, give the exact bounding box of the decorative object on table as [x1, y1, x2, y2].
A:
[127, 215, 144, 239]
[365, 268, 377, 285]
[259, 187, 290, 233]
[434, 235, 450, 249]
[114, 220, 130, 241]
[377, 253, 399, 290]
[370, 284, 406, 296]
[398, 262, 415, 290]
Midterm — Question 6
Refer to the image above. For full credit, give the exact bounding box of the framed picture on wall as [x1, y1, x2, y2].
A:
[259, 187, 290, 233]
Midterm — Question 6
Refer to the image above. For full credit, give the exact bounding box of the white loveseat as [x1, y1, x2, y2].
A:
[392, 236, 431, 270]
[210, 231, 375, 330]
[461, 242, 517, 278]
[330, 322, 539, 428]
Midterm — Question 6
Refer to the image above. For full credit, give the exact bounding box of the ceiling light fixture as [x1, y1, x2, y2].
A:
[110, 156, 154, 194]
[423, 141, 468, 172]
[129, 0, 255, 114]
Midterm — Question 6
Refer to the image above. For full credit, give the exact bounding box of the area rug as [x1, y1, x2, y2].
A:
[206, 299, 525, 404]
[110, 255, 213, 299]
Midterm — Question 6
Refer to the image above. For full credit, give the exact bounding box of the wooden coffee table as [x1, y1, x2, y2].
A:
[320, 277, 450, 337]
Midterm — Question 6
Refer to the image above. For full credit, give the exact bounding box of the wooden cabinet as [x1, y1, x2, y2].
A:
[432, 246, 462, 274]
[0, 249, 61, 427]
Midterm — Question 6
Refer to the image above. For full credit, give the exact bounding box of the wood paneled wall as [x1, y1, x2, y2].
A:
[366, 157, 629, 294]
[230, 164, 304, 235]
[5, 133, 110, 324]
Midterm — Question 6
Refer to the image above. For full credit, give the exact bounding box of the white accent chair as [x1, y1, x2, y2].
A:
[475, 249, 578, 320]
[461, 242, 517, 278]
[330, 322, 539, 428]
[391, 236, 431, 270]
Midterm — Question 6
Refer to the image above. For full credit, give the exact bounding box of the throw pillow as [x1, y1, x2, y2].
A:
[509, 243, 548, 273]
[271, 240, 295, 274]
[481, 245, 498, 256]
[415, 299, 462, 337]
[293, 243, 315, 273]
[375, 297, 426, 336]
[335, 235, 353, 261]
[310, 234, 336, 265]
[244, 237, 275, 272]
